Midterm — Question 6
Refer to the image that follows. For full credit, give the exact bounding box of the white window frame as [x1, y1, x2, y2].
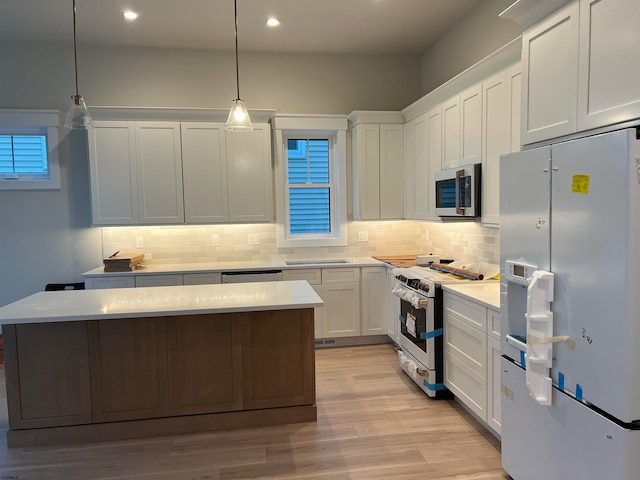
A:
[0, 110, 61, 190]
[273, 115, 348, 248]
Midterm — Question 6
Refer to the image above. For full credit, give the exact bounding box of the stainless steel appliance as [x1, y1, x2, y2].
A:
[434, 163, 481, 218]
[221, 270, 282, 283]
[392, 266, 473, 398]
[500, 128, 640, 479]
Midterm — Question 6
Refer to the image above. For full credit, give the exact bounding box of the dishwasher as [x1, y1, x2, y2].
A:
[220, 270, 283, 283]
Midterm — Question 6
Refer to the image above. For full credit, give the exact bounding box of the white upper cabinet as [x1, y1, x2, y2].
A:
[442, 95, 461, 170]
[226, 123, 273, 223]
[520, 1, 579, 145]
[135, 122, 184, 224]
[181, 123, 228, 224]
[425, 107, 442, 219]
[89, 121, 184, 225]
[412, 114, 429, 220]
[577, 0, 640, 131]
[481, 63, 522, 226]
[351, 112, 404, 220]
[88, 122, 138, 225]
[442, 84, 482, 170]
[403, 122, 415, 219]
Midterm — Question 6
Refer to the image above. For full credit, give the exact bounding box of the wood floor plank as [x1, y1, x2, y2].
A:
[0, 344, 506, 479]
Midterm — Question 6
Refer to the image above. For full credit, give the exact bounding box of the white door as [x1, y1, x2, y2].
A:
[322, 283, 360, 338]
[426, 106, 442, 218]
[460, 84, 482, 165]
[361, 267, 387, 335]
[520, 1, 579, 144]
[442, 95, 460, 170]
[577, 0, 640, 131]
[181, 123, 228, 223]
[403, 122, 415, 219]
[379, 124, 404, 219]
[135, 122, 184, 224]
[412, 114, 429, 219]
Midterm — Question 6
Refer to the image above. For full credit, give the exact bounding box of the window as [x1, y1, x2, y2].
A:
[273, 115, 348, 248]
[0, 110, 61, 190]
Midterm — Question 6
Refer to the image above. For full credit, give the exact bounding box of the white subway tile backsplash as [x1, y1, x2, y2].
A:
[101, 219, 499, 265]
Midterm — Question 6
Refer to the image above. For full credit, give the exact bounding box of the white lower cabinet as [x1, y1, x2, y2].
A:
[444, 290, 501, 436]
[183, 272, 222, 285]
[386, 268, 400, 344]
[85, 272, 222, 289]
[361, 267, 387, 336]
[135, 274, 184, 288]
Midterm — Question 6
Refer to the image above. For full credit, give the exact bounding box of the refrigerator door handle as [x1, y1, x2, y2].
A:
[525, 270, 554, 406]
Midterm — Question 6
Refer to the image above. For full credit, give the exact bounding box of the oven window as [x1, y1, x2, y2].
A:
[436, 178, 456, 209]
[400, 300, 427, 352]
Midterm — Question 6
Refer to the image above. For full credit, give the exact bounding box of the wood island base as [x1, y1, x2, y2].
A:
[3, 307, 317, 448]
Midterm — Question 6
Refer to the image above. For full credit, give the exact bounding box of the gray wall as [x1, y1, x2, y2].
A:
[0, 41, 421, 306]
[420, 0, 522, 95]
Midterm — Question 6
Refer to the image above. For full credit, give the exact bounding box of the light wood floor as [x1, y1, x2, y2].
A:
[0, 344, 508, 479]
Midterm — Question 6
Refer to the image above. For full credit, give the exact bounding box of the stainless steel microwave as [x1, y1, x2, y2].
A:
[434, 163, 481, 218]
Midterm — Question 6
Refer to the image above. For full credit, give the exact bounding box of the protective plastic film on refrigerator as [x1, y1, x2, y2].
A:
[500, 128, 640, 480]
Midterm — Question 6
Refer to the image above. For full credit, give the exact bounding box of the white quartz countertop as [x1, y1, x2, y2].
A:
[441, 282, 501, 310]
[0, 281, 324, 326]
[83, 257, 384, 277]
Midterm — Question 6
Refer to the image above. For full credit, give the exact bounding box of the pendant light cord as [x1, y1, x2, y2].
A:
[72, 0, 80, 104]
[234, 0, 241, 100]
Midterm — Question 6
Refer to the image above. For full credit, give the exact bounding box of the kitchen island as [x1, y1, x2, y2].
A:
[0, 281, 323, 447]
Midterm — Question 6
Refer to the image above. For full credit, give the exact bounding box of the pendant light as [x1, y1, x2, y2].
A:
[225, 0, 253, 131]
[63, 0, 93, 129]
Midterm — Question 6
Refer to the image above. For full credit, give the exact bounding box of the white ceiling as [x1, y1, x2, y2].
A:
[0, 0, 485, 55]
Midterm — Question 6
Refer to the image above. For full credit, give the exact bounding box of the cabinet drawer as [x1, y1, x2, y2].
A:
[282, 269, 322, 285]
[488, 308, 501, 340]
[135, 274, 184, 287]
[445, 314, 487, 376]
[183, 272, 222, 285]
[444, 293, 487, 332]
[85, 276, 135, 290]
[444, 350, 487, 422]
[322, 268, 360, 284]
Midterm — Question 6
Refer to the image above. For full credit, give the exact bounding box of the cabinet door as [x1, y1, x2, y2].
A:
[181, 123, 229, 223]
[89, 317, 170, 422]
[352, 124, 380, 220]
[577, 0, 640, 131]
[386, 269, 400, 343]
[521, 1, 579, 144]
[426, 106, 442, 219]
[226, 123, 273, 222]
[135, 122, 184, 224]
[167, 315, 242, 415]
[460, 84, 482, 165]
[403, 122, 414, 219]
[442, 95, 461, 170]
[88, 121, 138, 225]
[361, 267, 387, 335]
[507, 64, 522, 153]
[3, 323, 91, 429]
[412, 114, 430, 220]
[84, 276, 135, 290]
[240, 309, 315, 409]
[322, 283, 361, 338]
[135, 274, 184, 287]
[487, 336, 502, 435]
[379, 124, 404, 219]
[312, 284, 324, 339]
[482, 70, 509, 226]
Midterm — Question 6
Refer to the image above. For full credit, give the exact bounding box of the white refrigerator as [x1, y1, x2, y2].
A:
[500, 128, 640, 479]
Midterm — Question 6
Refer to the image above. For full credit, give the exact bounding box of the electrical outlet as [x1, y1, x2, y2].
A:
[248, 233, 260, 245]
[357, 231, 368, 242]
[211, 234, 220, 247]
[135, 236, 144, 248]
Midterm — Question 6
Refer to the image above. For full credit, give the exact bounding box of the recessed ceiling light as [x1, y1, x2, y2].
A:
[123, 11, 139, 21]
[266, 17, 280, 27]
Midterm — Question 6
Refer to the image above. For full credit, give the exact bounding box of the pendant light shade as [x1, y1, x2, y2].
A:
[64, 0, 93, 130]
[225, 0, 252, 131]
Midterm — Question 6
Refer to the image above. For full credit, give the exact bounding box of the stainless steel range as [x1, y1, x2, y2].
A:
[392, 265, 474, 398]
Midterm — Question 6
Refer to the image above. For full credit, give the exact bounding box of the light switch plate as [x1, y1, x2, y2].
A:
[357, 231, 368, 242]
[211, 234, 220, 247]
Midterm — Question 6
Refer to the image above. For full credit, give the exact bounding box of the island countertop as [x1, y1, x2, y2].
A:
[0, 280, 324, 326]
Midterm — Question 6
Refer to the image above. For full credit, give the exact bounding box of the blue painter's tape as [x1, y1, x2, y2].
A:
[576, 384, 583, 402]
[520, 350, 525, 367]
[558, 372, 565, 391]
[423, 379, 447, 391]
[419, 328, 443, 340]
[399, 315, 405, 324]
